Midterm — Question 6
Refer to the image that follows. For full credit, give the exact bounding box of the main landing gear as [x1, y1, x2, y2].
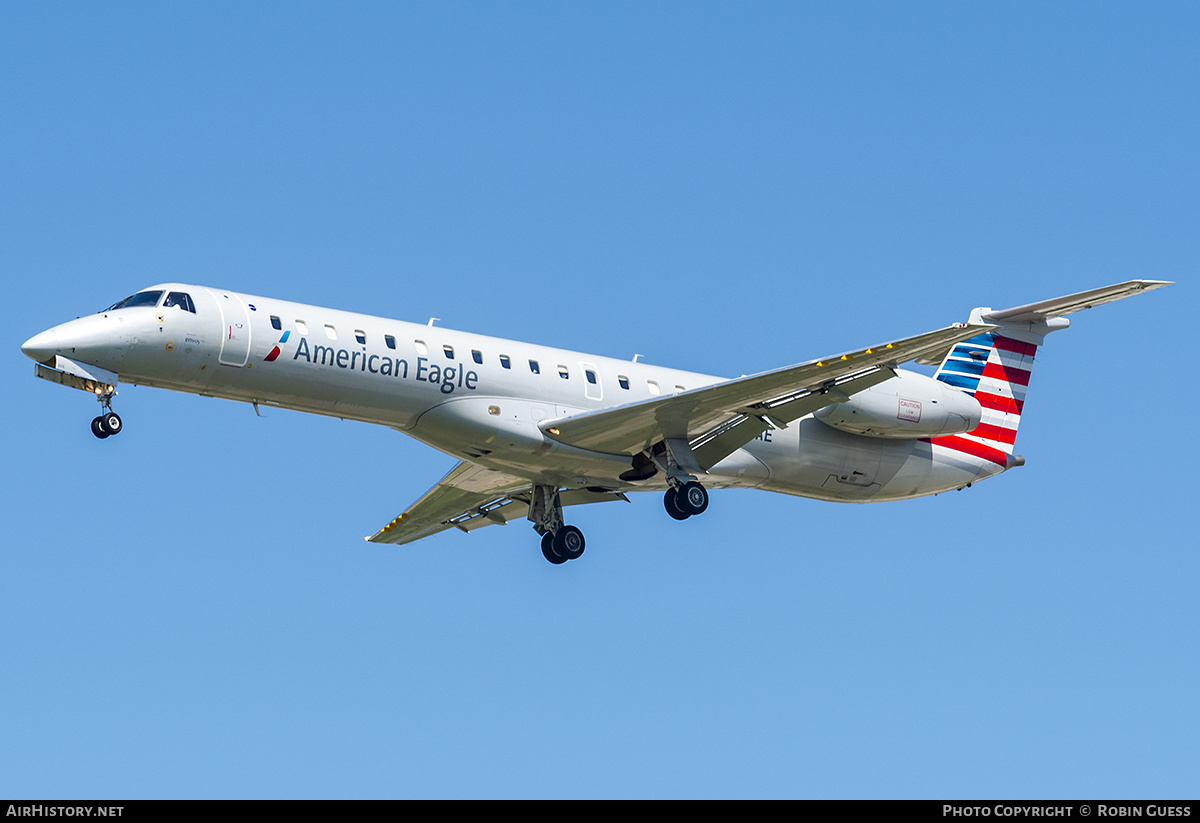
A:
[635, 440, 710, 524]
[663, 481, 709, 521]
[526, 479, 711, 564]
[90, 389, 123, 439]
[529, 484, 586, 565]
[540, 526, 585, 565]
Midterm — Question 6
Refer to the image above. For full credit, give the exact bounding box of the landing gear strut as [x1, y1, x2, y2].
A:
[90, 389, 122, 439]
[640, 440, 710, 523]
[530, 485, 586, 565]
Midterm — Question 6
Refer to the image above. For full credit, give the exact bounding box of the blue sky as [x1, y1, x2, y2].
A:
[2, 2, 1196, 799]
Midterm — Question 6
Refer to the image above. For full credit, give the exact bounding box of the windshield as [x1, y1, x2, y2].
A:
[103, 291, 164, 312]
[164, 291, 196, 313]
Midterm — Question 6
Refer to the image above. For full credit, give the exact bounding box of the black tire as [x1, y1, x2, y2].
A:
[664, 489, 690, 520]
[541, 532, 567, 564]
[91, 416, 110, 439]
[554, 525, 585, 560]
[679, 482, 709, 516]
[102, 412, 122, 436]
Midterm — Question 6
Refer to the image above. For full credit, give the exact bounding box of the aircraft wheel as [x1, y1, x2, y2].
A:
[91, 416, 110, 439]
[102, 412, 122, 436]
[664, 489, 690, 520]
[679, 482, 709, 516]
[541, 532, 567, 565]
[554, 525, 585, 560]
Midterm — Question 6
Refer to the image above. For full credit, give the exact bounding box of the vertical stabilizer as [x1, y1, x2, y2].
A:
[934, 329, 1036, 456]
[931, 279, 1170, 460]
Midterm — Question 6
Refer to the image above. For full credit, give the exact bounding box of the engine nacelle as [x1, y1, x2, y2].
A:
[813, 370, 982, 438]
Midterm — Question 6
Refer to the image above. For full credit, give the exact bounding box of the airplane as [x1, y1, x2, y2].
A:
[21, 279, 1169, 564]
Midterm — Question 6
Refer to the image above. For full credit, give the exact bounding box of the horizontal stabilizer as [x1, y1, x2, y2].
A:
[981, 279, 1172, 323]
[916, 280, 1171, 364]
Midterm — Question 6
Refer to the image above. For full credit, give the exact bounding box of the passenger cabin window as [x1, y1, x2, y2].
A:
[585, 370, 598, 385]
[270, 315, 282, 330]
[443, 345, 455, 360]
[105, 291, 163, 311]
[618, 376, 630, 390]
[647, 380, 661, 396]
[385, 335, 396, 350]
[414, 340, 428, 356]
[557, 365, 570, 380]
[324, 324, 337, 340]
[164, 292, 196, 313]
[295, 320, 308, 335]
[529, 360, 540, 374]
[355, 330, 367, 344]
[472, 350, 483, 364]
[500, 355, 511, 369]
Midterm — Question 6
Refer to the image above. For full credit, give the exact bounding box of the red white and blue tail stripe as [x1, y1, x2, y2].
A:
[930, 331, 1036, 466]
[919, 281, 1170, 469]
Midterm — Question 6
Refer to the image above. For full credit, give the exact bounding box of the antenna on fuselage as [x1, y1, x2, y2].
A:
[427, 317, 439, 326]
[632, 354, 642, 363]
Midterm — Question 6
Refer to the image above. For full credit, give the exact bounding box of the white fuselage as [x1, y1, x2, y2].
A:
[23, 284, 1008, 504]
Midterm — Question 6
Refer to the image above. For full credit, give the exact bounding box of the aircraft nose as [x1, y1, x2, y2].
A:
[21, 329, 59, 364]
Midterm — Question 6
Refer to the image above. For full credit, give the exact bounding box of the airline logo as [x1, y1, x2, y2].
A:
[264, 330, 290, 362]
[930, 332, 1036, 466]
[262, 328, 481, 395]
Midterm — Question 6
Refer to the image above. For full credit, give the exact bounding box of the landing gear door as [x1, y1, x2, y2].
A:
[212, 290, 252, 367]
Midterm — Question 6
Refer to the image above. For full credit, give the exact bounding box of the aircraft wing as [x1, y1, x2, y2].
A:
[367, 460, 628, 545]
[540, 322, 996, 468]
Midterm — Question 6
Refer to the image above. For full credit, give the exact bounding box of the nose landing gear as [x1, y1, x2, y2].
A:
[90, 390, 122, 439]
[90, 414, 122, 438]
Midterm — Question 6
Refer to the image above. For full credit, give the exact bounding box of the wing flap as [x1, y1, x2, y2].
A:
[690, 366, 897, 470]
[690, 415, 770, 472]
[367, 462, 530, 545]
[367, 462, 630, 546]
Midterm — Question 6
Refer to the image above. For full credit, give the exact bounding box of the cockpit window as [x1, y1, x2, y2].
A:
[104, 291, 164, 312]
[164, 292, 196, 313]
